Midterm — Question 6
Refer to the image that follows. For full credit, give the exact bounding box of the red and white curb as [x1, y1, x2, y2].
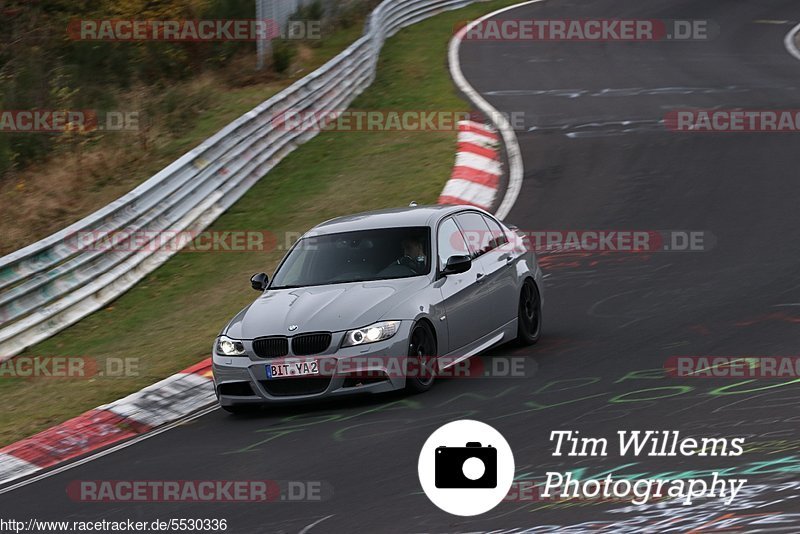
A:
[438, 120, 502, 210]
[0, 358, 214, 486]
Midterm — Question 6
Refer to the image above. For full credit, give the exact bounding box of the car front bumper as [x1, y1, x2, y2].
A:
[212, 321, 414, 406]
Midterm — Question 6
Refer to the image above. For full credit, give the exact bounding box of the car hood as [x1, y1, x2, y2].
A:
[225, 277, 429, 339]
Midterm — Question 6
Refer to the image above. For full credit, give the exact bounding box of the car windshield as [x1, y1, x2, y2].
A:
[270, 227, 431, 289]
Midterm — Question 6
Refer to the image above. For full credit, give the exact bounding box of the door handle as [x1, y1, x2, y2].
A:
[476, 273, 485, 283]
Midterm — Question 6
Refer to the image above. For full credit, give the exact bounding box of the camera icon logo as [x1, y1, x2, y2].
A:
[435, 442, 497, 488]
[418, 420, 514, 516]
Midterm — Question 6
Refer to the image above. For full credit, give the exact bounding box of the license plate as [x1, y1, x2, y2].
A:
[267, 360, 319, 379]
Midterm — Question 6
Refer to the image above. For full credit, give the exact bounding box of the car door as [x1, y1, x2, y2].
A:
[436, 216, 487, 354]
[454, 211, 518, 332]
[479, 213, 519, 327]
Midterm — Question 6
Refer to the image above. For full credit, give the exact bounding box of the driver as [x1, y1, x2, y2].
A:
[396, 237, 427, 273]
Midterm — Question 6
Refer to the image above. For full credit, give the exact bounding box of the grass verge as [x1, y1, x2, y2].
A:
[0, 0, 519, 446]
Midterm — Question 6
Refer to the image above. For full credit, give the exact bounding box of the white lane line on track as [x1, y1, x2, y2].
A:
[783, 21, 800, 61]
[298, 514, 335, 534]
[449, 0, 546, 221]
[0, 404, 218, 495]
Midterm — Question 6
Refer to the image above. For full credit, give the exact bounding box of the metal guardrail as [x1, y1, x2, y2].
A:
[0, 0, 480, 359]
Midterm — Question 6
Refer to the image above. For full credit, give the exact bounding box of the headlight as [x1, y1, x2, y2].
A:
[342, 320, 401, 347]
[216, 335, 246, 356]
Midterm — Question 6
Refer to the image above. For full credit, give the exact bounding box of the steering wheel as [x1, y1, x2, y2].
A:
[397, 255, 419, 271]
[398, 255, 416, 266]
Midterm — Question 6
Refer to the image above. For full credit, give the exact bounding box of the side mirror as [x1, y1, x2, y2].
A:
[250, 272, 269, 291]
[442, 255, 471, 275]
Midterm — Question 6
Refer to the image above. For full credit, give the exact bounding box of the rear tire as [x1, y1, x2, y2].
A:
[406, 321, 437, 393]
[515, 279, 542, 345]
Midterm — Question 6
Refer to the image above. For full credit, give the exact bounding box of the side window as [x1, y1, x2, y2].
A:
[455, 212, 493, 258]
[482, 214, 509, 248]
[437, 218, 469, 270]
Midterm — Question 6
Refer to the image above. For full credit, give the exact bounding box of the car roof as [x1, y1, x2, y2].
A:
[309, 204, 488, 236]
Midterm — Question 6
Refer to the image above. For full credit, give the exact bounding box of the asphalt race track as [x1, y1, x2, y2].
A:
[3, 0, 800, 531]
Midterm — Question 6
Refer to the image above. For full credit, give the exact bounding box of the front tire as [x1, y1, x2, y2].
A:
[406, 321, 437, 393]
[516, 279, 542, 345]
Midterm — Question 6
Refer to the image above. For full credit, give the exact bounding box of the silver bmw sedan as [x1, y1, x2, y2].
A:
[212, 204, 543, 412]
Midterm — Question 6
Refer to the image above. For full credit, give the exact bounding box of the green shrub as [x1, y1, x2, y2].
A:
[271, 39, 295, 74]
